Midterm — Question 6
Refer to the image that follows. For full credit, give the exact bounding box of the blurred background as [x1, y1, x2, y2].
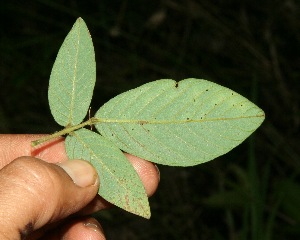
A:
[0, 0, 299, 239]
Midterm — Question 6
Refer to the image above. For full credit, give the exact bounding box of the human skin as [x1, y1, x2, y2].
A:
[0, 134, 159, 240]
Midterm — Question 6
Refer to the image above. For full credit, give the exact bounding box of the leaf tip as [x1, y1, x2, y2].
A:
[145, 211, 151, 219]
[74, 17, 87, 27]
[137, 207, 151, 219]
[257, 109, 266, 121]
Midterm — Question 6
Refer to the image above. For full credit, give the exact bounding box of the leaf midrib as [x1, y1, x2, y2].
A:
[68, 21, 81, 125]
[95, 113, 265, 125]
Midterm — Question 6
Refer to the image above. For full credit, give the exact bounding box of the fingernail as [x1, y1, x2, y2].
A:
[84, 218, 103, 233]
[58, 160, 98, 187]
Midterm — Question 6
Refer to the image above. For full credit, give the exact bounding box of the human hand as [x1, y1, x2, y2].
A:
[0, 135, 159, 240]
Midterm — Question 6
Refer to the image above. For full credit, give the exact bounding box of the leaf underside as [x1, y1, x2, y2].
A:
[65, 129, 150, 219]
[45, 18, 266, 219]
[95, 78, 265, 166]
[48, 17, 96, 127]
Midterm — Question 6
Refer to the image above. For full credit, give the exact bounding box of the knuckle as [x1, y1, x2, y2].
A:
[9, 157, 60, 200]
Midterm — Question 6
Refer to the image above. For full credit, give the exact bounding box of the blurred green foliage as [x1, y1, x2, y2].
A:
[0, 0, 299, 239]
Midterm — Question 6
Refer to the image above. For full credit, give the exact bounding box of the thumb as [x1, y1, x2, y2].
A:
[0, 157, 99, 239]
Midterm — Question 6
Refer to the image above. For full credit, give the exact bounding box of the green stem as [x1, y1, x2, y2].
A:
[31, 117, 98, 147]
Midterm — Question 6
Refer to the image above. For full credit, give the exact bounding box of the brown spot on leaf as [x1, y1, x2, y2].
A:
[138, 120, 148, 125]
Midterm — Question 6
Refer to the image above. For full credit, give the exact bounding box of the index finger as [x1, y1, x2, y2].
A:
[0, 134, 67, 168]
[0, 134, 159, 197]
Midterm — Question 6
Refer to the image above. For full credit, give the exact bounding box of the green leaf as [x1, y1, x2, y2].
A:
[95, 79, 265, 166]
[48, 17, 96, 127]
[65, 128, 150, 218]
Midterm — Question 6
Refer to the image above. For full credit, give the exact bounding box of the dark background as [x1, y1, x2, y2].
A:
[0, 1, 299, 239]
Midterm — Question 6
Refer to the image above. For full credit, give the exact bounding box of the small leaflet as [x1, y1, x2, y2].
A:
[48, 18, 96, 127]
[65, 128, 150, 218]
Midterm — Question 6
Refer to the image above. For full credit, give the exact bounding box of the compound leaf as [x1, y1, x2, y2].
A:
[95, 78, 265, 166]
[48, 17, 96, 127]
[65, 128, 150, 218]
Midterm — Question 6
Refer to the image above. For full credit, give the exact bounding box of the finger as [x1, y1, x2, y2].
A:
[0, 134, 67, 168]
[125, 153, 160, 197]
[60, 218, 105, 240]
[0, 135, 160, 197]
[42, 217, 105, 240]
[0, 157, 99, 239]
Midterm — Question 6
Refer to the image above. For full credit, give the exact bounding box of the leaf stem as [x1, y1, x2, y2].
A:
[31, 117, 98, 147]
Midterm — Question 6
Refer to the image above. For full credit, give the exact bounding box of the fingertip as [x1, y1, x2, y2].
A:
[60, 217, 106, 240]
[125, 154, 160, 197]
